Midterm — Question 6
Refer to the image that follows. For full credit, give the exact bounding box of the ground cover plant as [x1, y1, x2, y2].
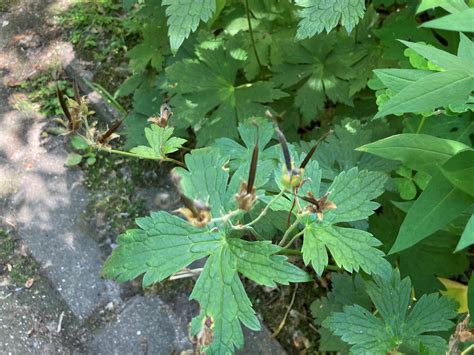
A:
[58, 0, 474, 353]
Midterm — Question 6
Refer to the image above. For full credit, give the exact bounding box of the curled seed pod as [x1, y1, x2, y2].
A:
[149, 103, 173, 128]
[301, 192, 337, 221]
[97, 119, 123, 145]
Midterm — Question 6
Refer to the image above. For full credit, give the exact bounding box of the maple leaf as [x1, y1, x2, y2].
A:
[324, 269, 458, 354]
[167, 47, 287, 145]
[295, 0, 365, 39]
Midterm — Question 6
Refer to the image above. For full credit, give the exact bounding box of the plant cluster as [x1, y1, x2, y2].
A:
[59, 0, 474, 353]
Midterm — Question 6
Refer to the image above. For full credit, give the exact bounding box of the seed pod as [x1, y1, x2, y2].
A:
[301, 192, 337, 221]
[148, 103, 173, 128]
[275, 126, 292, 173]
[299, 130, 332, 170]
[57, 86, 72, 124]
[97, 119, 123, 146]
[178, 194, 211, 227]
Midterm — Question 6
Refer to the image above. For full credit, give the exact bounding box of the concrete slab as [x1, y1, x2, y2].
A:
[87, 295, 192, 355]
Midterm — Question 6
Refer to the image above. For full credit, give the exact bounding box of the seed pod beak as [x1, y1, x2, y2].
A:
[57, 86, 72, 124]
[275, 126, 292, 173]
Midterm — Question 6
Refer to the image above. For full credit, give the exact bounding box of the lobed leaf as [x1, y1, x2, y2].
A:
[130, 125, 186, 159]
[229, 239, 311, 287]
[303, 224, 391, 277]
[190, 246, 260, 354]
[324, 269, 458, 353]
[102, 211, 220, 287]
[295, 0, 365, 39]
[162, 0, 216, 54]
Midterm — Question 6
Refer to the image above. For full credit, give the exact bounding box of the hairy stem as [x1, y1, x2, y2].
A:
[245, 0, 263, 70]
[241, 189, 286, 228]
[281, 229, 304, 249]
[278, 216, 301, 246]
[98, 147, 186, 167]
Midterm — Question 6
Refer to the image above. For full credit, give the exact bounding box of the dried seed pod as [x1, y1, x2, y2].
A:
[235, 130, 259, 211]
[97, 119, 123, 146]
[148, 103, 173, 128]
[301, 191, 337, 221]
[178, 194, 211, 228]
[299, 129, 332, 170]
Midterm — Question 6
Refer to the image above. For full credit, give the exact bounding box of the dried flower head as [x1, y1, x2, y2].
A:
[148, 103, 173, 128]
[301, 191, 337, 221]
[178, 195, 212, 228]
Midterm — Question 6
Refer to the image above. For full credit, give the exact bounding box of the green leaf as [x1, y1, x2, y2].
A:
[417, 0, 469, 14]
[295, 0, 365, 39]
[303, 224, 391, 277]
[441, 150, 474, 197]
[374, 69, 474, 118]
[130, 126, 186, 160]
[86, 156, 96, 166]
[373, 68, 432, 92]
[455, 215, 474, 252]
[162, 0, 216, 54]
[64, 153, 82, 167]
[70, 136, 89, 150]
[357, 134, 470, 174]
[190, 246, 260, 354]
[228, 239, 311, 286]
[390, 169, 474, 254]
[324, 269, 458, 354]
[272, 34, 365, 122]
[102, 211, 220, 287]
[370, 203, 469, 295]
[420, 8, 474, 32]
[399, 40, 472, 72]
[458, 33, 474, 59]
[311, 273, 370, 353]
[326, 168, 387, 223]
[394, 177, 417, 200]
[468, 275, 474, 318]
[175, 147, 229, 217]
[402, 114, 474, 146]
[167, 48, 286, 144]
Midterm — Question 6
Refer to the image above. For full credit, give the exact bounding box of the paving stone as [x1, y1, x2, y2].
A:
[87, 295, 193, 355]
[0, 278, 77, 355]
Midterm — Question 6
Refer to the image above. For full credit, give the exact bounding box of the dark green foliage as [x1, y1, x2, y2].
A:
[63, 1, 474, 353]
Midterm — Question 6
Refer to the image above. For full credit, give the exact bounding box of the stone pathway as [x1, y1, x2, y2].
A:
[0, 1, 287, 354]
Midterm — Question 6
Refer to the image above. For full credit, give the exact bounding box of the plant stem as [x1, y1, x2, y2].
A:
[98, 147, 186, 167]
[326, 265, 343, 272]
[281, 230, 304, 249]
[163, 157, 186, 168]
[416, 116, 427, 134]
[245, 0, 262, 70]
[278, 216, 301, 246]
[241, 189, 286, 228]
[277, 248, 301, 256]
